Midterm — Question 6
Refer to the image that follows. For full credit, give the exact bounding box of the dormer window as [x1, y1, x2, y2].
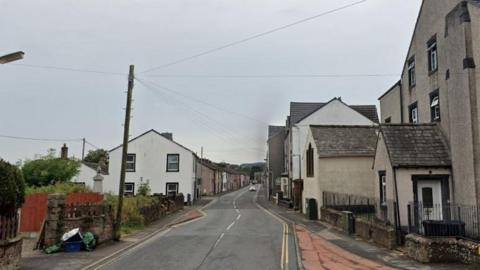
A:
[427, 37, 438, 74]
[407, 56, 416, 87]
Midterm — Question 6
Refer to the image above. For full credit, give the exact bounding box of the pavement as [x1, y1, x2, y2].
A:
[256, 186, 476, 270]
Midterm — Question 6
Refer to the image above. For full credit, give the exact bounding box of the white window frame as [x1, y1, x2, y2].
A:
[428, 41, 438, 73]
[166, 154, 180, 172]
[431, 95, 440, 121]
[166, 182, 179, 197]
[411, 107, 418, 123]
[126, 154, 136, 172]
[407, 57, 416, 87]
[125, 182, 135, 195]
[380, 173, 387, 206]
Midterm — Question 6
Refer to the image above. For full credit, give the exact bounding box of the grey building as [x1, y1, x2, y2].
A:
[266, 125, 285, 199]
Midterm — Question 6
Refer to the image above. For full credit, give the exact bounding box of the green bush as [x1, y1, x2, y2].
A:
[22, 151, 80, 187]
[26, 182, 92, 195]
[137, 180, 151, 196]
[0, 159, 26, 213]
[106, 194, 159, 234]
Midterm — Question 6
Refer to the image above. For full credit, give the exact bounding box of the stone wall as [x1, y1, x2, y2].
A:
[355, 218, 396, 249]
[405, 234, 480, 265]
[0, 237, 22, 270]
[43, 193, 114, 247]
[320, 208, 347, 232]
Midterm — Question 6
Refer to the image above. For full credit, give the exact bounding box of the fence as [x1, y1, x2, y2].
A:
[408, 202, 480, 240]
[0, 213, 19, 240]
[322, 191, 376, 214]
[20, 192, 104, 232]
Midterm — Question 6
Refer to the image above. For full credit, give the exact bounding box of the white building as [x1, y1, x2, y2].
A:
[104, 129, 197, 202]
[72, 162, 108, 188]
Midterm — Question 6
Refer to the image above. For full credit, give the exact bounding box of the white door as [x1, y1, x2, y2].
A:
[417, 180, 443, 220]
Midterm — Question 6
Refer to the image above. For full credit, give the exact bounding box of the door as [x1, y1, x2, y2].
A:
[417, 180, 443, 220]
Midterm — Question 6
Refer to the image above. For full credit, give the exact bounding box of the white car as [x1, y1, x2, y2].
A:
[249, 185, 256, 191]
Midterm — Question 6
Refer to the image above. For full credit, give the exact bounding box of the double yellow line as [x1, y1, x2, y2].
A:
[280, 222, 289, 270]
[257, 203, 289, 270]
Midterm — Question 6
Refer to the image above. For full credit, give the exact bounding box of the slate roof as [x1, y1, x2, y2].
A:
[268, 125, 285, 140]
[310, 125, 378, 157]
[380, 124, 451, 168]
[290, 101, 379, 124]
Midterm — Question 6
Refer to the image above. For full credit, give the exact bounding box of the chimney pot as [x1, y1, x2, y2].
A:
[61, 144, 68, 159]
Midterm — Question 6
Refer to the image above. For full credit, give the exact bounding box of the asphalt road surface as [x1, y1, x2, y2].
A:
[100, 186, 298, 270]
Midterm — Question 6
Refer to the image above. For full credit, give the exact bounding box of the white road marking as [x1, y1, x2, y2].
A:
[214, 232, 225, 248]
[236, 214, 241, 220]
[235, 208, 240, 213]
[226, 221, 235, 231]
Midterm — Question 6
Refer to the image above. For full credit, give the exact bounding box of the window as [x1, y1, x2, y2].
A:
[166, 182, 179, 197]
[126, 154, 136, 172]
[166, 154, 180, 172]
[407, 56, 416, 87]
[427, 37, 438, 73]
[125, 182, 135, 196]
[379, 171, 387, 206]
[409, 102, 418, 123]
[422, 187, 433, 208]
[430, 91, 440, 122]
[306, 144, 314, 177]
[384, 117, 391, 123]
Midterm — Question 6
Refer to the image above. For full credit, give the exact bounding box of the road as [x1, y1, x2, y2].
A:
[99, 186, 298, 270]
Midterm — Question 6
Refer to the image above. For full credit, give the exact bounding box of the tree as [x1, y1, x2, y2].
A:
[137, 180, 151, 196]
[0, 159, 26, 213]
[84, 149, 109, 165]
[22, 152, 80, 187]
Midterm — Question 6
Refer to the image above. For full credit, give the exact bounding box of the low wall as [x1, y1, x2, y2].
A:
[320, 207, 348, 232]
[43, 194, 114, 247]
[405, 234, 480, 264]
[0, 237, 22, 270]
[355, 218, 396, 249]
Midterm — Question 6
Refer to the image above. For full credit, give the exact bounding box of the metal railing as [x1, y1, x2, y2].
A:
[408, 202, 480, 240]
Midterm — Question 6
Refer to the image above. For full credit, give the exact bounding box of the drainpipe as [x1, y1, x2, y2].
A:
[393, 168, 402, 245]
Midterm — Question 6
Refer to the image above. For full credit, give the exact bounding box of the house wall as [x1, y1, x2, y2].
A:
[104, 131, 196, 202]
[72, 164, 97, 188]
[197, 162, 216, 195]
[268, 130, 285, 195]
[290, 100, 375, 181]
[379, 83, 402, 123]
[302, 132, 375, 217]
[378, 0, 480, 207]
[373, 134, 452, 227]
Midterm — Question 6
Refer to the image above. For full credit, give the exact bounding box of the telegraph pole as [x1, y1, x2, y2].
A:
[114, 65, 134, 241]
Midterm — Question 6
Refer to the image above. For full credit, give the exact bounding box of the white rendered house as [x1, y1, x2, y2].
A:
[103, 130, 197, 202]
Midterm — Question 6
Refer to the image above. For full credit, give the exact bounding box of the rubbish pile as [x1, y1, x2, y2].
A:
[45, 228, 97, 254]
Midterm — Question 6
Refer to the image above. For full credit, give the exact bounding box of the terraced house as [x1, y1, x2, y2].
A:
[377, 0, 480, 238]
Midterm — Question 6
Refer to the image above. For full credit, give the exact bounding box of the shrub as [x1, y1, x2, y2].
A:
[106, 194, 159, 234]
[0, 159, 26, 213]
[137, 180, 151, 196]
[26, 182, 92, 195]
[22, 151, 80, 187]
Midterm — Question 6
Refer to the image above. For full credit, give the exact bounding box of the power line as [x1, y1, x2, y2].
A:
[85, 140, 100, 149]
[143, 73, 399, 78]
[0, 134, 83, 142]
[136, 76, 269, 125]
[9, 63, 126, 76]
[139, 0, 367, 74]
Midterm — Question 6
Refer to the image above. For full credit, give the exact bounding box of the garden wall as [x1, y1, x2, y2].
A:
[320, 207, 348, 231]
[20, 192, 103, 233]
[406, 234, 480, 265]
[355, 218, 396, 249]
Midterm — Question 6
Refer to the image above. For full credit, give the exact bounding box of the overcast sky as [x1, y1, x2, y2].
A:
[0, 0, 422, 164]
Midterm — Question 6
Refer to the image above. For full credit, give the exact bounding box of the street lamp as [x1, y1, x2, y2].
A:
[0, 51, 24, 64]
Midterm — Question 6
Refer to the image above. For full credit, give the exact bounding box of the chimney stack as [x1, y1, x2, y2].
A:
[161, 132, 173, 141]
[61, 144, 68, 159]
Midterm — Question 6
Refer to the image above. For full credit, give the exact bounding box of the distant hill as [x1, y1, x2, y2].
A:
[239, 162, 265, 169]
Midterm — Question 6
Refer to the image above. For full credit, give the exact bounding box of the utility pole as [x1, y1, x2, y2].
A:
[81, 138, 86, 160]
[114, 65, 134, 241]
